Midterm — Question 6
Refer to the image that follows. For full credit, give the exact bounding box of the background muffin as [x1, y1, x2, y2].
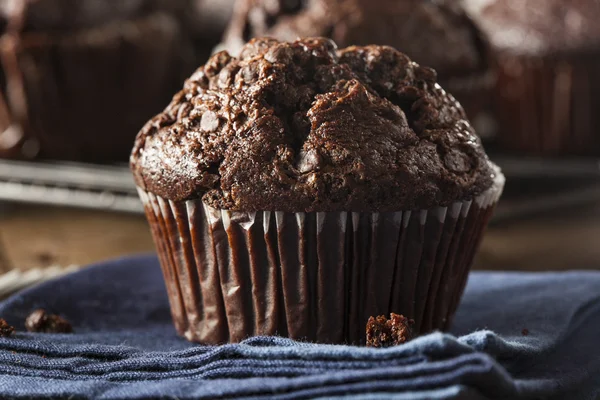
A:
[464, 0, 600, 156]
[131, 37, 504, 344]
[189, 0, 237, 62]
[221, 0, 496, 138]
[0, 0, 193, 162]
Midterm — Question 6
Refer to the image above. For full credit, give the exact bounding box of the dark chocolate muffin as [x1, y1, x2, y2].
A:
[132, 37, 504, 344]
[0, 0, 193, 161]
[464, 0, 600, 155]
[221, 0, 496, 137]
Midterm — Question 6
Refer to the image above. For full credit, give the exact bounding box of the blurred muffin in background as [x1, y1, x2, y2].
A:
[221, 0, 496, 138]
[464, 0, 600, 156]
[0, 0, 193, 162]
[190, 0, 236, 63]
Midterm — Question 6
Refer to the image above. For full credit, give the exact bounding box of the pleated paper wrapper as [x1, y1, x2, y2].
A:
[495, 55, 600, 156]
[138, 171, 504, 345]
[0, 13, 186, 161]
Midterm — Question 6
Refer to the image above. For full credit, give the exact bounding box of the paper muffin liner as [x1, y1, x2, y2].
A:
[494, 54, 600, 156]
[0, 13, 190, 162]
[138, 171, 504, 345]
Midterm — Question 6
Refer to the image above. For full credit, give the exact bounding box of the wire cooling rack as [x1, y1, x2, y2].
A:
[0, 265, 80, 299]
[0, 157, 599, 222]
[0, 160, 142, 214]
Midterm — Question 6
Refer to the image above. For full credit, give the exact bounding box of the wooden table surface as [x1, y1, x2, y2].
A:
[0, 204, 154, 272]
[0, 202, 599, 272]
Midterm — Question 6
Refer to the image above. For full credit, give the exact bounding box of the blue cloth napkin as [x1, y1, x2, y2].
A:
[0, 255, 598, 400]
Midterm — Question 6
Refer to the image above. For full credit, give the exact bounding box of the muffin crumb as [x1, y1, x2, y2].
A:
[0, 319, 15, 337]
[366, 313, 414, 347]
[25, 309, 73, 334]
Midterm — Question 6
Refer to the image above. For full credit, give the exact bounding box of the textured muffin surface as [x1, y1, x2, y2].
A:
[131, 37, 495, 212]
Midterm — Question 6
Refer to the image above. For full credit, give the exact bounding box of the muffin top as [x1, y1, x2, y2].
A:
[463, 0, 600, 56]
[222, 0, 490, 81]
[131, 37, 496, 212]
[0, 0, 187, 33]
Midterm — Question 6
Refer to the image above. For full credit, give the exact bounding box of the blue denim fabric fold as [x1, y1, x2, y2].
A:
[0, 255, 597, 400]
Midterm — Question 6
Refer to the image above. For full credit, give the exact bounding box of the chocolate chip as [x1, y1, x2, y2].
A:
[443, 149, 471, 173]
[415, 66, 437, 83]
[296, 149, 320, 173]
[201, 111, 220, 132]
[264, 44, 294, 64]
[204, 52, 232, 78]
[25, 309, 73, 334]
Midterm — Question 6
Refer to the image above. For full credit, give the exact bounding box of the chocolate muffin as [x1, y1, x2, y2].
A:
[464, 0, 600, 155]
[221, 0, 496, 138]
[131, 37, 504, 344]
[0, 0, 192, 161]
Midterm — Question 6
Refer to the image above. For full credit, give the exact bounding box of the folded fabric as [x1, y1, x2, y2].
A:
[0, 255, 597, 400]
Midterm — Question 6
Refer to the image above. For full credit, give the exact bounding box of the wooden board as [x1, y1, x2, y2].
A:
[0, 204, 154, 270]
[475, 204, 600, 271]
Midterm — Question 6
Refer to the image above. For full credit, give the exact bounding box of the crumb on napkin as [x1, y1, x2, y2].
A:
[0, 319, 15, 337]
[366, 313, 414, 348]
[25, 309, 73, 334]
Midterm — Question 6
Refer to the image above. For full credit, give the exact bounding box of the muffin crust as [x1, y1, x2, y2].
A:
[131, 37, 495, 212]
